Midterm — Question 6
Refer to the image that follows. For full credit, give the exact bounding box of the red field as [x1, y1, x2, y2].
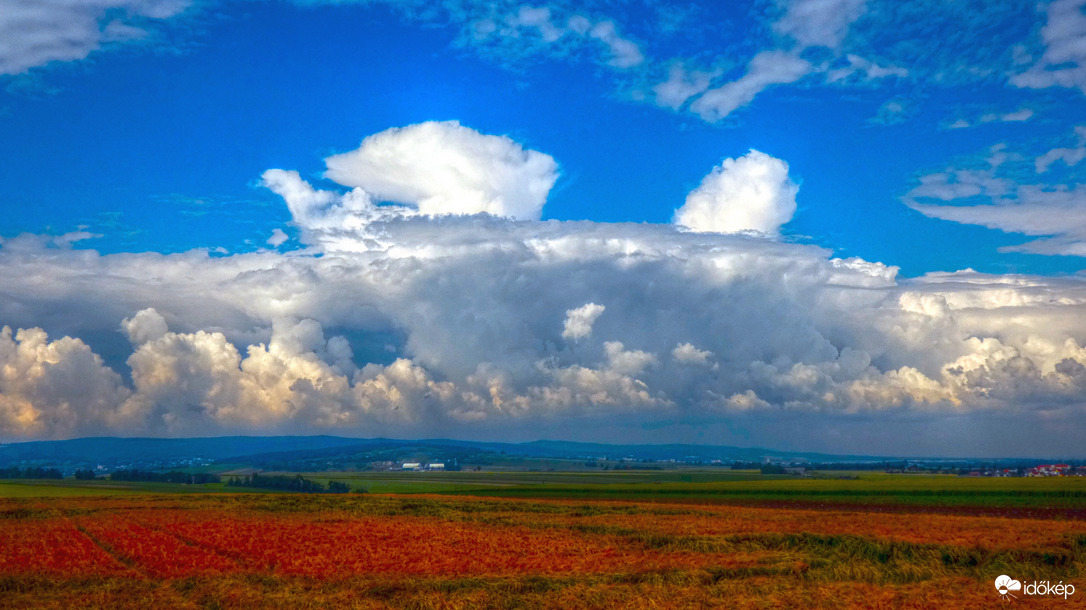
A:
[0, 493, 1083, 608]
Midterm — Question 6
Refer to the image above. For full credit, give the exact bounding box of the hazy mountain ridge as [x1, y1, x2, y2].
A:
[0, 435, 900, 471]
[0, 436, 362, 469]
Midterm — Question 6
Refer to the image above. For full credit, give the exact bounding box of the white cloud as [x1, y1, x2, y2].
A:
[562, 302, 605, 340]
[653, 0, 884, 122]
[305, 0, 883, 127]
[267, 228, 289, 247]
[1012, 0, 1086, 94]
[587, 20, 643, 68]
[773, 0, 869, 50]
[725, 389, 770, 411]
[531, 364, 665, 412]
[323, 121, 559, 221]
[824, 54, 907, 83]
[122, 307, 169, 345]
[911, 185, 1086, 256]
[118, 314, 378, 433]
[603, 341, 655, 377]
[689, 51, 812, 122]
[988, 108, 1035, 123]
[904, 128, 1086, 256]
[674, 149, 799, 236]
[1035, 125, 1086, 173]
[260, 168, 393, 252]
[0, 325, 131, 437]
[868, 96, 914, 125]
[672, 342, 713, 366]
[0, 0, 190, 75]
[353, 359, 463, 423]
[945, 108, 1036, 130]
[505, 6, 564, 42]
[462, 5, 643, 70]
[652, 63, 722, 110]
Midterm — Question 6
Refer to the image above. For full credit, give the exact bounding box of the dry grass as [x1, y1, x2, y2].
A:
[0, 493, 1082, 608]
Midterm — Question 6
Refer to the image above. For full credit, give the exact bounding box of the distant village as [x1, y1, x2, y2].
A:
[979, 464, 1086, 477]
[865, 462, 1086, 477]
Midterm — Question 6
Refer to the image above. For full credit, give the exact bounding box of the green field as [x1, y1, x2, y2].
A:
[450, 474, 1086, 508]
[0, 480, 155, 497]
[0, 480, 282, 497]
[275, 470, 1086, 509]
[290, 468, 785, 494]
[4, 471, 1086, 511]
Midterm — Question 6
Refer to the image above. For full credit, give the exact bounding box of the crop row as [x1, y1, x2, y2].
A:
[77, 515, 238, 578]
[0, 518, 128, 576]
[1, 494, 1082, 584]
[137, 509, 768, 577]
[0, 508, 775, 580]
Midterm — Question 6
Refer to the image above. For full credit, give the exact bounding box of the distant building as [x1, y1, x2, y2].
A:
[1027, 464, 1072, 477]
[428, 463, 445, 471]
[402, 463, 421, 471]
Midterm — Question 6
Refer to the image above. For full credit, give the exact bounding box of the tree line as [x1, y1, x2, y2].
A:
[0, 466, 63, 479]
[227, 473, 352, 493]
[109, 469, 221, 484]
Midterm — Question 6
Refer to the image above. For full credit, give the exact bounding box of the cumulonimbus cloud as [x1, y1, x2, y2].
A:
[2, 124, 1086, 456]
[3, 213, 1086, 451]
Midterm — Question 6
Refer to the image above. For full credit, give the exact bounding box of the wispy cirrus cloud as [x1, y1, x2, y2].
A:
[773, 0, 869, 50]
[0, 0, 1052, 128]
[463, 4, 645, 69]
[1012, 0, 1086, 94]
[0, 0, 191, 75]
[661, 0, 911, 122]
[944, 107, 1035, 130]
[904, 126, 1086, 256]
[687, 51, 813, 122]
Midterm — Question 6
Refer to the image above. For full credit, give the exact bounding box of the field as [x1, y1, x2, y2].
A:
[283, 470, 1086, 515]
[1, 474, 1084, 608]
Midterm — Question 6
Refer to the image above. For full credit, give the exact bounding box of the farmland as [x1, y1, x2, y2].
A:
[10, 469, 1086, 510]
[1, 476, 1084, 608]
[279, 470, 1086, 514]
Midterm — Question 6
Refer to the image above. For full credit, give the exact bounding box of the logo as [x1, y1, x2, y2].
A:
[995, 575, 1021, 601]
[995, 575, 1075, 602]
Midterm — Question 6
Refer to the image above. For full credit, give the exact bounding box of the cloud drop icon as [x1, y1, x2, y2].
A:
[995, 575, 1022, 600]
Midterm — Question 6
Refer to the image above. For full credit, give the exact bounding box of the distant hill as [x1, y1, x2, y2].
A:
[0, 435, 894, 472]
[0, 436, 363, 470]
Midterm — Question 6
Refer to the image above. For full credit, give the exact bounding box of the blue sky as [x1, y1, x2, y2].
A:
[5, 0, 1085, 273]
[2, 0, 1086, 456]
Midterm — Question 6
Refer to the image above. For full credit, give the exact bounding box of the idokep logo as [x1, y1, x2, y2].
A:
[995, 574, 1076, 602]
[995, 575, 1021, 601]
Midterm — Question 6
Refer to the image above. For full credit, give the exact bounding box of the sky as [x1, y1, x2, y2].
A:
[2, 0, 1086, 457]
